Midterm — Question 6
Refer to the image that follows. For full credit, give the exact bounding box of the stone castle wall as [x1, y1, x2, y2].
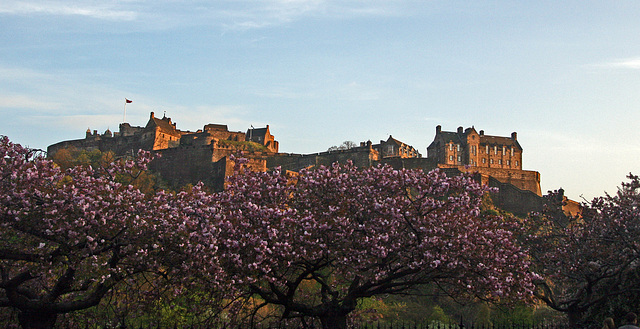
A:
[47, 134, 155, 159]
[151, 144, 270, 191]
[486, 176, 544, 217]
[439, 165, 542, 196]
[267, 146, 380, 171]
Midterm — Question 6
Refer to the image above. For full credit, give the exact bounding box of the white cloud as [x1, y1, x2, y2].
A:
[0, 1, 137, 20]
[0, 95, 61, 111]
[598, 57, 640, 70]
[0, 0, 410, 30]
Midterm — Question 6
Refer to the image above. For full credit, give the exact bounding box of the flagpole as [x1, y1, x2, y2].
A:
[123, 98, 132, 123]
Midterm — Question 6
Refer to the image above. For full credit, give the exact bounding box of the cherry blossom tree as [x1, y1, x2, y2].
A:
[197, 159, 536, 329]
[526, 175, 640, 326]
[0, 136, 179, 329]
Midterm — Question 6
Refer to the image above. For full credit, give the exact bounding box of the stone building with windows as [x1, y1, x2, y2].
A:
[427, 125, 540, 196]
[427, 125, 522, 169]
[373, 136, 421, 159]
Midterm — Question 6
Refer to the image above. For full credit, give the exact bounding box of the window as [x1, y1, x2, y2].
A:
[471, 145, 476, 155]
[485, 145, 489, 154]
[499, 159, 502, 165]
[457, 144, 461, 152]
[494, 146, 498, 155]
[482, 158, 486, 164]
[457, 155, 462, 162]
[490, 159, 494, 164]
[449, 155, 453, 161]
[502, 146, 506, 155]
[507, 160, 511, 166]
[449, 144, 453, 151]
[515, 161, 519, 166]
[511, 147, 514, 156]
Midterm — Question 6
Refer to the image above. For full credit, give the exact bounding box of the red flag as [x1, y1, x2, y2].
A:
[125, 98, 133, 103]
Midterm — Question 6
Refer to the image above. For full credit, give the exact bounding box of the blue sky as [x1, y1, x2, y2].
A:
[1, 0, 639, 200]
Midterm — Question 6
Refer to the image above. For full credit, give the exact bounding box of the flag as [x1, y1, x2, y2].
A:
[125, 98, 133, 103]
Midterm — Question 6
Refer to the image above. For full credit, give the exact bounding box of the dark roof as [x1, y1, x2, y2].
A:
[438, 131, 465, 144]
[247, 127, 269, 139]
[146, 116, 180, 136]
[428, 127, 522, 150]
[480, 135, 521, 150]
[386, 135, 403, 146]
[204, 124, 228, 131]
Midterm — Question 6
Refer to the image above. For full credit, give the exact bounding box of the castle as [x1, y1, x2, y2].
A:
[427, 125, 541, 195]
[47, 114, 546, 216]
[47, 112, 279, 190]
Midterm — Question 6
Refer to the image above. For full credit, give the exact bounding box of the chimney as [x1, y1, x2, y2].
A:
[511, 132, 517, 140]
[150, 112, 155, 119]
[457, 126, 463, 134]
[436, 125, 442, 134]
[479, 130, 484, 136]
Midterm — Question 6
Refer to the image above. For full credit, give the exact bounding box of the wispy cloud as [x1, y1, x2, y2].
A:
[1, 1, 410, 30]
[0, 1, 137, 20]
[220, 0, 407, 30]
[0, 95, 61, 111]
[598, 57, 640, 70]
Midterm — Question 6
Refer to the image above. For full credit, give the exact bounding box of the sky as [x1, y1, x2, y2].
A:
[1, 0, 639, 201]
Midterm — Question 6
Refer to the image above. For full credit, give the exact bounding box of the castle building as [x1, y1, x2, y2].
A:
[373, 136, 421, 159]
[427, 125, 522, 169]
[427, 125, 540, 196]
[47, 112, 278, 190]
[48, 112, 278, 157]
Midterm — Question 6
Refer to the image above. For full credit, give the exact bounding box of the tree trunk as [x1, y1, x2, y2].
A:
[567, 308, 583, 328]
[18, 310, 57, 329]
[319, 310, 349, 329]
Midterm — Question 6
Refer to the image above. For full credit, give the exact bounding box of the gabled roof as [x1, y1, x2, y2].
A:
[385, 135, 403, 146]
[247, 126, 270, 141]
[145, 113, 180, 136]
[427, 131, 464, 149]
[250, 127, 268, 137]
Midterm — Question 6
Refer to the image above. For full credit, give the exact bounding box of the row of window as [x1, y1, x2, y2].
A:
[448, 143, 515, 156]
[448, 155, 519, 167]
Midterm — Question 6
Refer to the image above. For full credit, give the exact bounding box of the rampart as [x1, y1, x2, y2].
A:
[267, 145, 380, 171]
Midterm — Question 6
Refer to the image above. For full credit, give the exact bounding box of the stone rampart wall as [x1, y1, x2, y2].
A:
[47, 135, 154, 158]
[487, 176, 544, 217]
[267, 147, 379, 171]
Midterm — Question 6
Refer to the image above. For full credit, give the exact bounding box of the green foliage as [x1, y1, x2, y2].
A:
[218, 139, 269, 152]
[50, 146, 166, 194]
[51, 147, 115, 170]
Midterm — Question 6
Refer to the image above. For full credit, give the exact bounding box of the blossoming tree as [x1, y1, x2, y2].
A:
[201, 159, 536, 328]
[527, 175, 640, 326]
[0, 137, 176, 329]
